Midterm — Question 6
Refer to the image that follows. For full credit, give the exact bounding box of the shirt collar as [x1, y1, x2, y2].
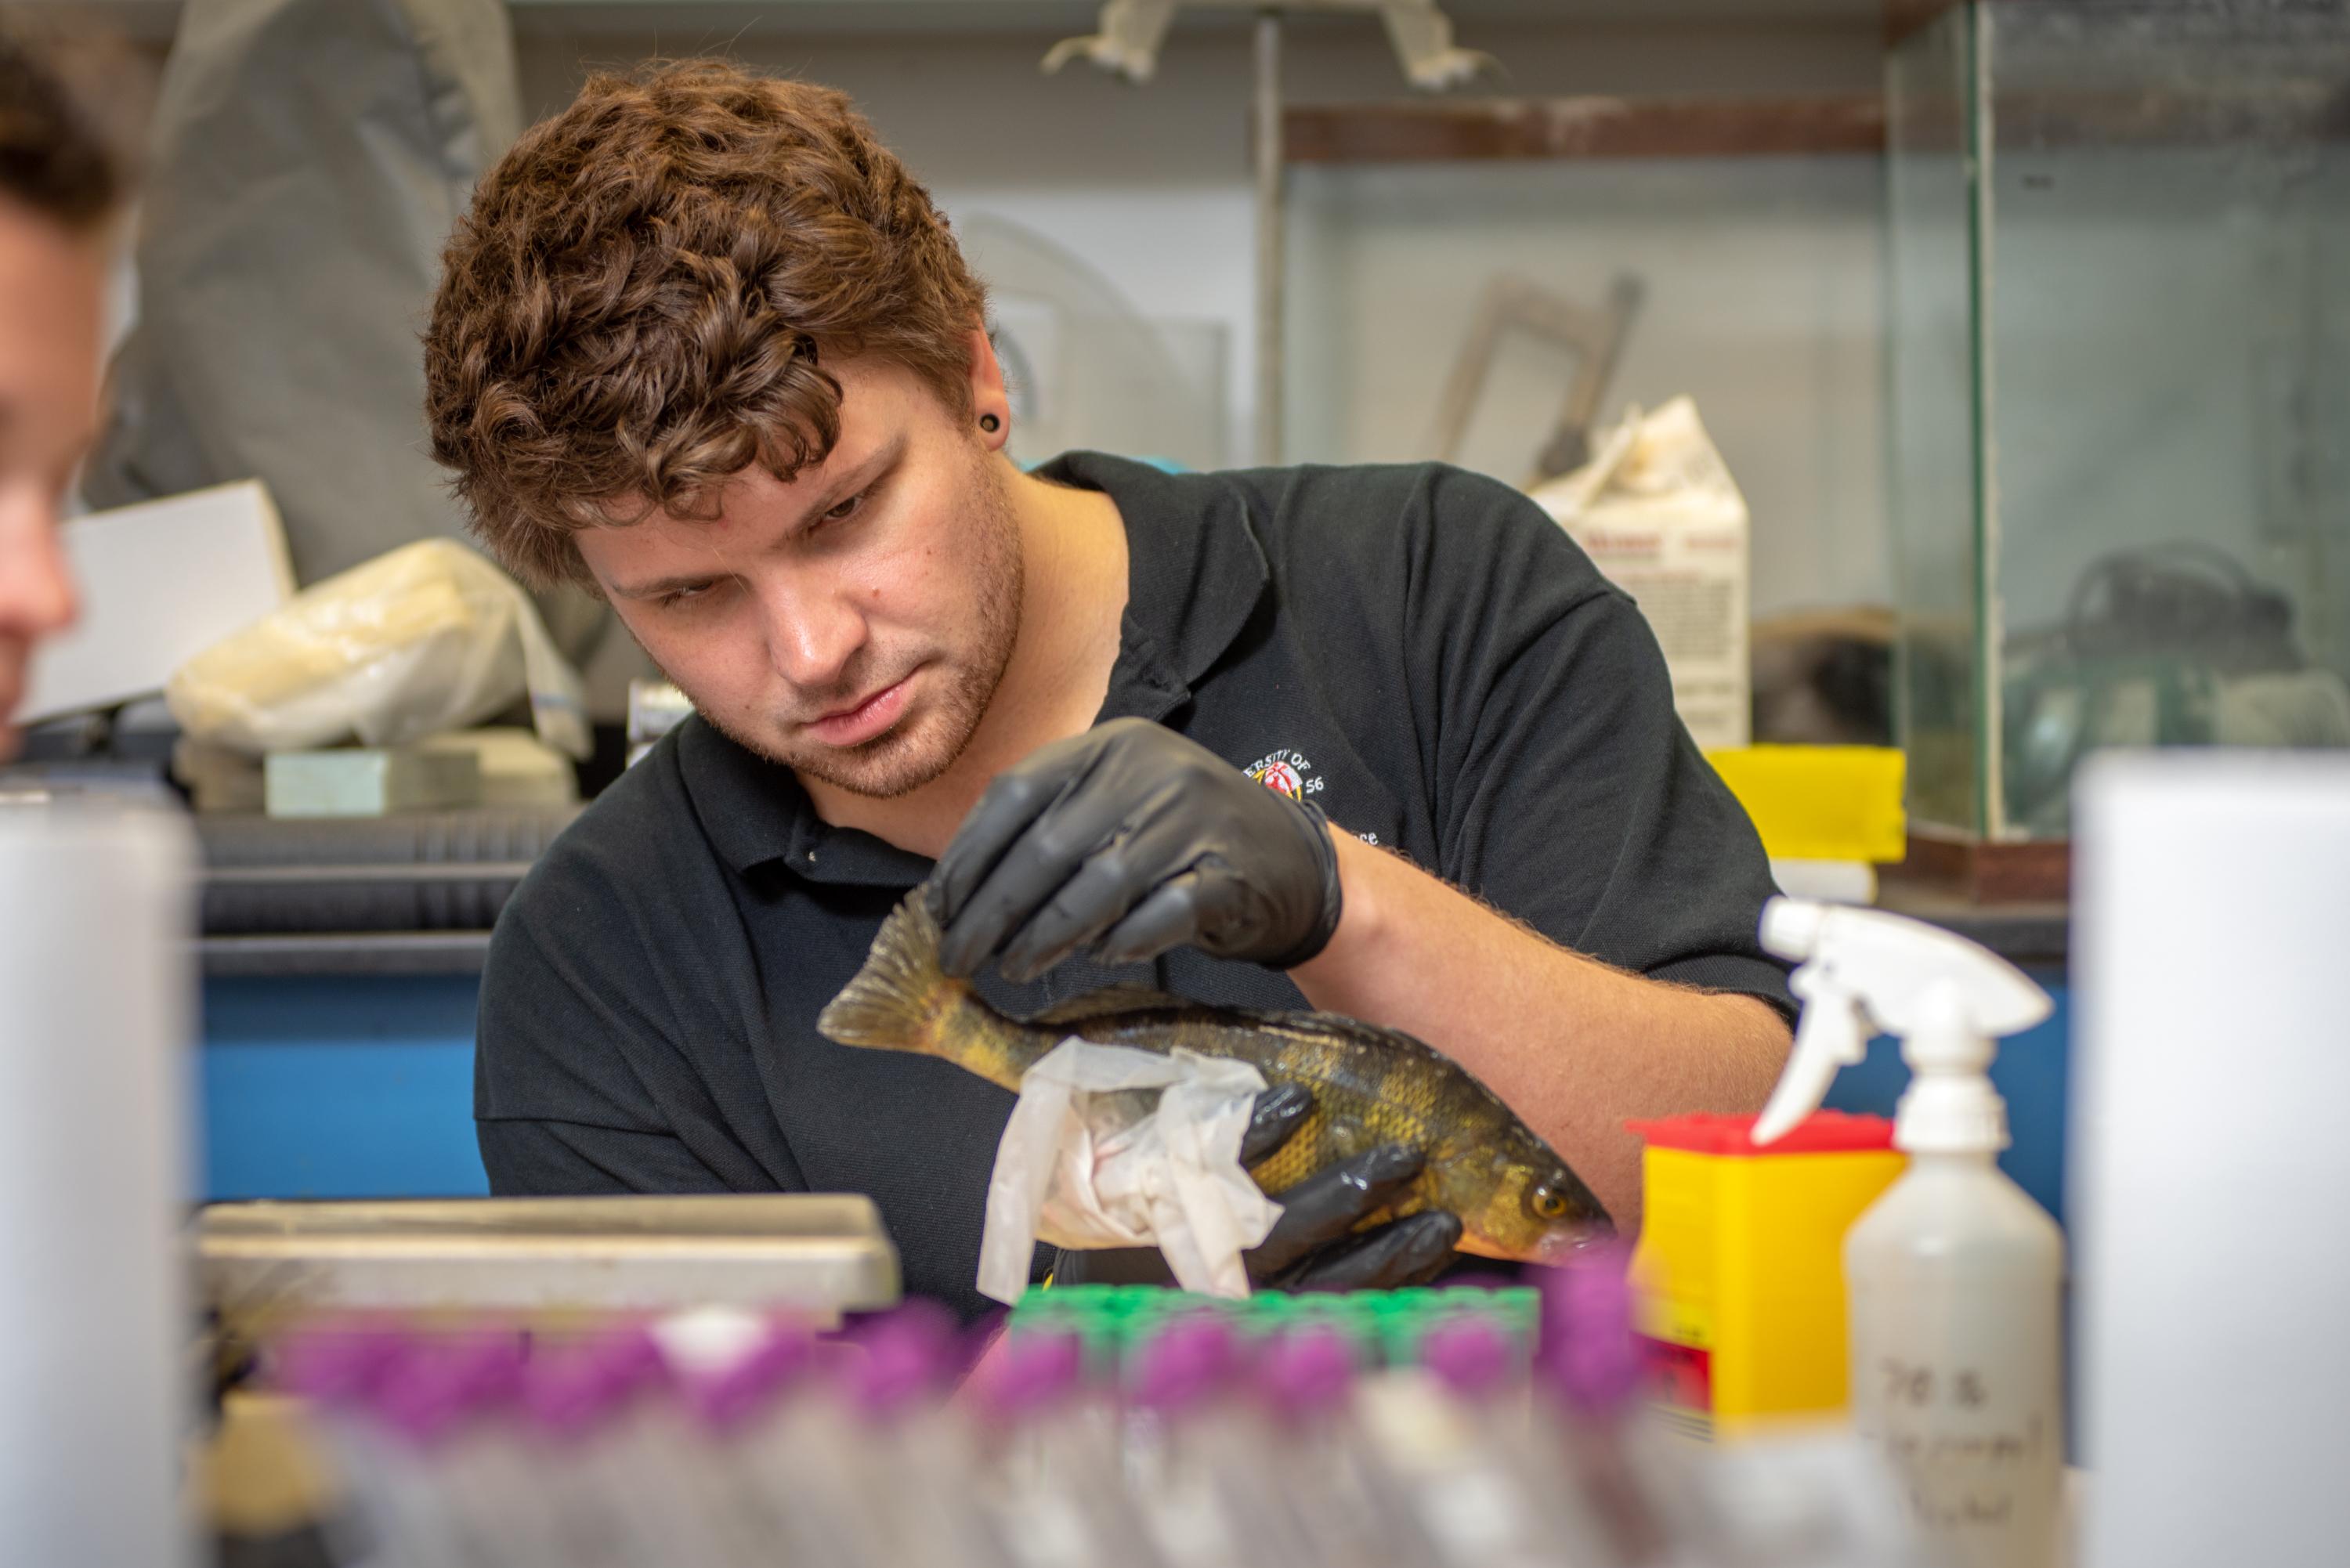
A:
[682, 450, 1274, 885]
[1039, 450, 1274, 700]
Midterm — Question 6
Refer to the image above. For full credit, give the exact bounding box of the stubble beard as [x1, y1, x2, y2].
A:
[700, 451, 1025, 800]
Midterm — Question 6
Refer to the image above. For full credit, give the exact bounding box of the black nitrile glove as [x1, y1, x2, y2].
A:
[1238, 1084, 1462, 1290]
[1055, 1083, 1462, 1292]
[930, 717, 1343, 984]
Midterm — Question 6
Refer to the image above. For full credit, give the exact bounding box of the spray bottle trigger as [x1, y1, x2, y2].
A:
[1750, 976, 1869, 1147]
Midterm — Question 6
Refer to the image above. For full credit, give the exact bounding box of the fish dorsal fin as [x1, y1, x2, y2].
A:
[1026, 985, 1195, 1026]
[1277, 1008, 1452, 1059]
[1235, 1006, 1473, 1078]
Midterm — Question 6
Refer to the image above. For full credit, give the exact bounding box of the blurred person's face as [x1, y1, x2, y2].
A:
[577, 348, 1023, 800]
[0, 195, 96, 758]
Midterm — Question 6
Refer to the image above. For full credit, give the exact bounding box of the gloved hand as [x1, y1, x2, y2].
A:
[930, 717, 1343, 984]
[1054, 1083, 1463, 1292]
[1238, 1082, 1462, 1290]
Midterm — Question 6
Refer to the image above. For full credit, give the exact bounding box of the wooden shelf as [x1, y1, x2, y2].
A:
[1283, 92, 1886, 164]
[1895, 829, 2073, 906]
[34, 1, 1894, 38]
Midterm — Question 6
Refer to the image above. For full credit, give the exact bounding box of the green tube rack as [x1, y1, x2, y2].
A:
[1006, 1284, 1540, 1378]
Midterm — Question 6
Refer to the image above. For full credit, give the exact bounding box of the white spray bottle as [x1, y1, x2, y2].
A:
[1750, 898, 2064, 1568]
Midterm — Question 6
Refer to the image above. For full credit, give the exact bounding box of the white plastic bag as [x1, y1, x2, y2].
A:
[977, 1040, 1285, 1305]
[166, 539, 589, 759]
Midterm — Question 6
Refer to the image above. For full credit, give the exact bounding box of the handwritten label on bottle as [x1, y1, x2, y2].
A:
[1865, 1357, 2057, 1550]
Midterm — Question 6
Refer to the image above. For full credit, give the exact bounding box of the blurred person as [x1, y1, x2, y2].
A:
[0, 33, 115, 758]
[426, 61, 1794, 1314]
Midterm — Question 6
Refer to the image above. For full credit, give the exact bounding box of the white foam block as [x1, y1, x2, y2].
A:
[265, 746, 482, 818]
[24, 480, 295, 722]
[2073, 753, 2350, 1568]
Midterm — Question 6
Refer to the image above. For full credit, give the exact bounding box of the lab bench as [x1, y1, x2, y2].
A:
[193, 811, 2077, 1227]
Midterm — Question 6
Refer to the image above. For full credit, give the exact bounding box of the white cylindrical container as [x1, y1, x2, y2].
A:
[0, 803, 199, 1568]
[1846, 1149, 2066, 1568]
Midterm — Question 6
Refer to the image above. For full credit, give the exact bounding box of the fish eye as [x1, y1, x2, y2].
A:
[1529, 1183, 1572, 1222]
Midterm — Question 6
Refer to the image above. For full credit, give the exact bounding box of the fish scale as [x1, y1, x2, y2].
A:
[818, 894, 1611, 1263]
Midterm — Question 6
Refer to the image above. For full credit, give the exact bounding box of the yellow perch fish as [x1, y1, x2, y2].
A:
[819, 894, 1610, 1264]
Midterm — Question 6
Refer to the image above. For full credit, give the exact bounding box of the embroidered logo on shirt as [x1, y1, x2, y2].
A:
[1246, 747, 1325, 801]
[1245, 747, 1376, 844]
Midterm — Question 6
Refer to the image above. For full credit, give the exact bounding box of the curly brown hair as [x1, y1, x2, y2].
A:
[425, 60, 988, 588]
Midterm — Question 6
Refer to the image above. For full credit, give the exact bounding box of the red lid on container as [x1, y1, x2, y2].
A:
[1625, 1111, 1895, 1156]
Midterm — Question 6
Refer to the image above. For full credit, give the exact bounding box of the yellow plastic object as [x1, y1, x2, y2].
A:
[1705, 746, 1907, 864]
[1627, 1112, 1904, 1440]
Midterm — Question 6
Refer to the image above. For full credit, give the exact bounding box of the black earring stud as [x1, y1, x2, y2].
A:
[980, 414, 1001, 433]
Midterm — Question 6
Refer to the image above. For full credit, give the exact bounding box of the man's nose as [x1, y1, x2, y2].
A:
[758, 572, 865, 691]
[0, 490, 81, 639]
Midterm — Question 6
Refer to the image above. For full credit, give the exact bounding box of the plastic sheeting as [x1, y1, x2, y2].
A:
[168, 539, 591, 760]
[85, 0, 604, 660]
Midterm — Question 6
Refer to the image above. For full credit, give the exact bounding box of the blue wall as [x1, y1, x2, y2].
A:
[201, 968, 2076, 1224]
[201, 975, 488, 1200]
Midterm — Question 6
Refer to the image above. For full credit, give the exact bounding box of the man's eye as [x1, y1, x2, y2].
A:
[822, 490, 867, 525]
[656, 583, 714, 609]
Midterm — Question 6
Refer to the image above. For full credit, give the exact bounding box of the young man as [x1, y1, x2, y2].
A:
[0, 38, 114, 756]
[428, 61, 1793, 1316]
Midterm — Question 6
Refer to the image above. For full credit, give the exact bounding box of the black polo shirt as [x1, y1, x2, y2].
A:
[475, 452, 1792, 1317]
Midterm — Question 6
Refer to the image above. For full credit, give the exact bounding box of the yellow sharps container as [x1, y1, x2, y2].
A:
[1626, 1111, 1903, 1440]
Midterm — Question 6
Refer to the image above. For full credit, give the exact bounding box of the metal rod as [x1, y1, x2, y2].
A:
[1253, 9, 1285, 465]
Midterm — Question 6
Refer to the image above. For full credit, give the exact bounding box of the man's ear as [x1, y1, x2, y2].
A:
[966, 323, 1011, 451]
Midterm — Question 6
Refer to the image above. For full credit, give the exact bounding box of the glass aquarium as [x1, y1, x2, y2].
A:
[1282, 154, 1890, 623]
[1888, 0, 2350, 844]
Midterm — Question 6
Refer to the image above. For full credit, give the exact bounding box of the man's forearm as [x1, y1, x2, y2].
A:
[1286, 829, 1792, 1232]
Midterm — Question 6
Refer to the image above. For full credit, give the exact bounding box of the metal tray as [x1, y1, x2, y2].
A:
[198, 1194, 901, 1327]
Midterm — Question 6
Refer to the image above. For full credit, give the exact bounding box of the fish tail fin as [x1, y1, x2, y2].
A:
[819, 894, 966, 1057]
